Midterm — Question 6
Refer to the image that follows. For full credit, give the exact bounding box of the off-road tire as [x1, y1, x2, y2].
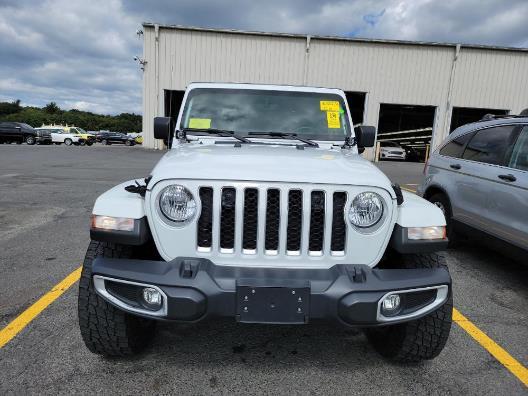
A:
[78, 241, 156, 357]
[366, 252, 453, 362]
[428, 193, 458, 247]
[64, 138, 72, 146]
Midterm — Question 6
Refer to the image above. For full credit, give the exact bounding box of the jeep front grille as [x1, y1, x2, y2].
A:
[197, 186, 348, 257]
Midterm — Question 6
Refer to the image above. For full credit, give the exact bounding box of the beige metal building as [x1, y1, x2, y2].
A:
[140, 23, 528, 159]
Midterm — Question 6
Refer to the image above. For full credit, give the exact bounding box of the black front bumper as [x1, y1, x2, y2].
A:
[92, 257, 451, 327]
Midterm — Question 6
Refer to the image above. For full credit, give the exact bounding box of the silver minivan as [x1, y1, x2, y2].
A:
[418, 116, 528, 252]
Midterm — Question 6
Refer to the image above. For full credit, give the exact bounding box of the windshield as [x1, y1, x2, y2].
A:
[180, 88, 351, 141]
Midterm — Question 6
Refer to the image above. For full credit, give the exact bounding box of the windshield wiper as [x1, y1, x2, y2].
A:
[247, 132, 319, 147]
[182, 128, 251, 143]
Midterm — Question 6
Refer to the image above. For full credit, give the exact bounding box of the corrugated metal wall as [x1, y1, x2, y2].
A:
[142, 25, 528, 152]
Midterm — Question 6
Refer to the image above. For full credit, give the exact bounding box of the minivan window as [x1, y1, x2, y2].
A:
[508, 126, 528, 171]
[439, 132, 474, 158]
[462, 125, 517, 165]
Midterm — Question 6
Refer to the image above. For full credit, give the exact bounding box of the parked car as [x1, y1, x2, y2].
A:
[80, 82, 452, 362]
[67, 127, 96, 146]
[419, 115, 528, 253]
[0, 122, 38, 144]
[35, 129, 52, 145]
[40, 125, 95, 146]
[97, 132, 136, 146]
[127, 132, 143, 144]
[36, 128, 82, 146]
[379, 141, 406, 160]
[404, 146, 423, 162]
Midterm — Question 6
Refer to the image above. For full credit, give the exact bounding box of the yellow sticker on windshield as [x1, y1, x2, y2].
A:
[320, 101, 340, 112]
[189, 118, 211, 129]
[327, 111, 340, 128]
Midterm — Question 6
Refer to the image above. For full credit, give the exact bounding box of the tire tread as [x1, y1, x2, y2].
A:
[367, 253, 453, 362]
[78, 241, 154, 357]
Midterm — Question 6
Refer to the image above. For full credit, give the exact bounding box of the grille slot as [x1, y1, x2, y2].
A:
[286, 190, 303, 253]
[220, 187, 236, 251]
[197, 187, 213, 249]
[242, 188, 258, 252]
[265, 189, 280, 252]
[309, 191, 325, 253]
[331, 192, 347, 252]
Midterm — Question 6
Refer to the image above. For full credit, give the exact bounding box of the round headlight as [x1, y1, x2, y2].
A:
[158, 185, 196, 223]
[348, 192, 384, 228]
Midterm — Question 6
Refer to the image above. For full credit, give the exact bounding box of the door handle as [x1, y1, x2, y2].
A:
[449, 164, 461, 170]
[498, 174, 516, 182]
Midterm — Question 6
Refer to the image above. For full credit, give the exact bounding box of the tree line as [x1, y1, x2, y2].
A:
[0, 100, 142, 133]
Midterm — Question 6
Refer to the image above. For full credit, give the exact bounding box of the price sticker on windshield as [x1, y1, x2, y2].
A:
[320, 101, 340, 112]
[326, 111, 341, 128]
[189, 118, 211, 129]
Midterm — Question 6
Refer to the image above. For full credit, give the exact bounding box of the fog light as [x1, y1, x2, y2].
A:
[381, 294, 401, 316]
[142, 287, 162, 307]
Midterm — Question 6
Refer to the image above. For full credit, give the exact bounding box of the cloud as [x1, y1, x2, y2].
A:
[0, 0, 143, 114]
[0, 0, 527, 116]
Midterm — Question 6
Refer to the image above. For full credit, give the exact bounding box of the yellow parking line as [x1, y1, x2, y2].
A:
[453, 308, 528, 387]
[402, 184, 527, 386]
[400, 186, 417, 193]
[0, 266, 82, 348]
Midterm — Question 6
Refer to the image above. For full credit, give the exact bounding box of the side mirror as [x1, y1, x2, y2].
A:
[154, 117, 172, 140]
[354, 125, 376, 148]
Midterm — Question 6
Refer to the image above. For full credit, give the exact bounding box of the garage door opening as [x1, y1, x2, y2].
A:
[377, 103, 436, 163]
[344, 92, 366, 125]
[164, 90, 185, 120]
[449, 107, 509, 132]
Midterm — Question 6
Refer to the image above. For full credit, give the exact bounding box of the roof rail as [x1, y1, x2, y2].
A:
[480, 114, 527, 121]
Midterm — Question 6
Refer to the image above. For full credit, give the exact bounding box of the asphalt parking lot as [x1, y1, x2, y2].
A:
[0, 145, 526, 395]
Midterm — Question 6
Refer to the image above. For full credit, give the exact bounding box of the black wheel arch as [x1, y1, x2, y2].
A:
[423, 184, 449, 201]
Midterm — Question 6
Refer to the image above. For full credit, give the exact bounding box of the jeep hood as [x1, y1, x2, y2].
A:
[149, 143, 395, 196]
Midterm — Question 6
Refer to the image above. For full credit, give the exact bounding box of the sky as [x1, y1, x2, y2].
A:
[1, 0, 527, 115]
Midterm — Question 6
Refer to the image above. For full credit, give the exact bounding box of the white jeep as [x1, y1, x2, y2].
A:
[79, 83, 452, 362]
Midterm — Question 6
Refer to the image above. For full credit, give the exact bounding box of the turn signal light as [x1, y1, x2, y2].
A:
[407, 226, 446, 240]
[91, 215, 135, 232]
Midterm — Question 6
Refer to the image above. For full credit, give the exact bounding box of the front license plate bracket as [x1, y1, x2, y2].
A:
[236, 284, 310, 324]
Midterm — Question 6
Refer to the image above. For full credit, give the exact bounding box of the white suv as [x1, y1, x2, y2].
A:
[79, 83, 452, 362]
[37, 127, 81, 146]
